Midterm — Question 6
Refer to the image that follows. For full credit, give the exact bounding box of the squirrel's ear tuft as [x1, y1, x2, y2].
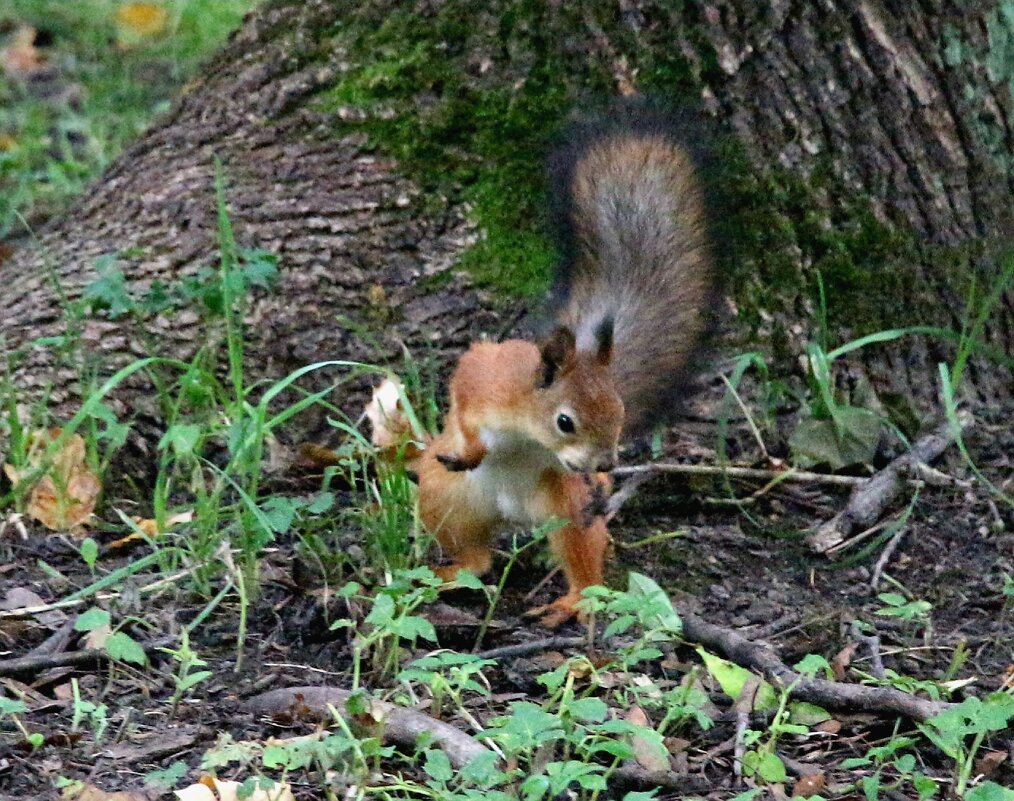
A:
[539, 325, 576, 387]
[594, 316, 614, 366]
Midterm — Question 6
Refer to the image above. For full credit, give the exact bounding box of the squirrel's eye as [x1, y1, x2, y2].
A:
[556, 413, 576, 434]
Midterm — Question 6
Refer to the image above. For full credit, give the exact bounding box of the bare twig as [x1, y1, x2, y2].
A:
[0, 636, 174, 678]
[613, 462, 864, 488]
[870, 524, 909, 591]
[242, 686, 490, 769]
[850, 621, 885, 679]
[807, 413, 971, 554]
[475, 636, 585, 661]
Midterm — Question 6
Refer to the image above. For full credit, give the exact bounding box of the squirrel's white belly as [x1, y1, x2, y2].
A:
[467, 429, 559, 526]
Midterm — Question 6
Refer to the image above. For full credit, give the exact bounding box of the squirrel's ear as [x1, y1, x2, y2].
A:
[539, 325, 576, 387]
[594, 316, 614, 366]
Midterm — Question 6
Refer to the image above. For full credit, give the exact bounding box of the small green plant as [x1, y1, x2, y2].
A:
[875, 592, 933, 624]
[159, 629, 214, 714]
[73, 606, 148, 667]
[918, 693, 1014, 798]
[841, 730, 938, 800]
[333, 566, 442, 690]
[70, 678, 109, 743]
[0, 696, 44, 749]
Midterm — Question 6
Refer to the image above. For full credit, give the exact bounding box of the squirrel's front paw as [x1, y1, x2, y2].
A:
[436, 453, 476, 471]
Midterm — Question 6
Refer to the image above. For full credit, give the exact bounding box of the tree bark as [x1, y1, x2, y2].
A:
[0, 0, 1010, 440]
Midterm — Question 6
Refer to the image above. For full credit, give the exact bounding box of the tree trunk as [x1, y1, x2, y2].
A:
[1, 0, 1011, 441]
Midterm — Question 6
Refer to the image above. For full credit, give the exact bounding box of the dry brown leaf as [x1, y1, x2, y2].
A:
[974, 750, 1008, 778]
[114, 3, 169, 39]
[814, 718, 842, 735]
[62, 781, 150, 801]
[830, 640, 859, 681]
[624, 705, 670, 773]
[792, 771, 826, 797]
[0, 26, 45, 77]
[175, 777, 293, 801]
[4, 429, 102, 535]
[85, 622, 112, 651]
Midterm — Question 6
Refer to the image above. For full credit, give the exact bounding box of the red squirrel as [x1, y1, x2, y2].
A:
[369, 102, 715, 627]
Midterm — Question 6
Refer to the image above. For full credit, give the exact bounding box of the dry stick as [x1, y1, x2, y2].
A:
[242, 686, 489, 769]
[870, 524, 909, 591]
[0, 636, 174, 678]
[806, 413, 971, 554]
[612, 463, 866, 488]
[680, 610, 949, 722]
[475, 636, 585, 661]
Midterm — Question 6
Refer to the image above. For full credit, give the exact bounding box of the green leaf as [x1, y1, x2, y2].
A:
[697, 648, 777, 710]
[83, 260, 134, 318]
[261, 496, 301, 535]
[306, 491, 335, 514]
[755, 751, 787, 783]
[0, 698, 27, 715]
[451, 569, 485, 590]
[159, 423, 202, 457]
[27, 731, 44, 749]
[80, 538, 99, 569]
[423, 748, 454, 782]
[74, 607, 111, 632]
[105, 632, 147, 665]
[794, 653, 833, 679]
[966, 782, 1014, 801]
[789, 406, 881, 469]
[789, 701, 832, 725]
[626, 572, 682, 635]
[567, 697, 608, 723]
[391, 615, 438, 643]
[365, 592, 395, 626]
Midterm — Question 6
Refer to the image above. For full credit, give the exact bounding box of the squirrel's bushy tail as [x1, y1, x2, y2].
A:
[548, 101, 716, 435]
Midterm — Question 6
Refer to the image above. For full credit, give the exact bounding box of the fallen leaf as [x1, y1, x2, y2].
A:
[0, 26, 45, 77]
[830, 640, 859, 681]
[4, 429, 102, 534]
[814, 718, 842, 735]
[792, 771, 826, 796]
[62, 780, 151, 800]
[624, 705, 670, 773]
[4, 429, 102, 535]
[84, 622, 112, 650]
[974, 750, 1008, 778]
[107, 510, 193, 548]
[114, 3, 169, 39]
[181, 777, 293, 801]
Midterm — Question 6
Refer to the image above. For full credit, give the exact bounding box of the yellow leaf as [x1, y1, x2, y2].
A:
[115, 3, 169, 38]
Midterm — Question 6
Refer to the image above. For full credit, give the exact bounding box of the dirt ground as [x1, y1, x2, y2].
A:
[1, 401, 1012, 800]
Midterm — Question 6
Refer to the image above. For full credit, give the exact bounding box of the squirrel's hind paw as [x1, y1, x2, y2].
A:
[525, 594, 585, 628]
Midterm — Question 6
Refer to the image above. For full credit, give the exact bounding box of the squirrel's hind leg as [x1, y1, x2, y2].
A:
[526, 473, 611, 627]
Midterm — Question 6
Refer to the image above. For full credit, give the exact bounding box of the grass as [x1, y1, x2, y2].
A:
[0, 0, 254, 236]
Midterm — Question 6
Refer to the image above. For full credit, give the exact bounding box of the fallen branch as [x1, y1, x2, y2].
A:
[806, 413, 971, 554]
[612, 462, 865, 488]
[476, 636, 585, 661]
[0, 636, 174, 678]
[680, 610, 949, 722]
[242, 686, 489, 769]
